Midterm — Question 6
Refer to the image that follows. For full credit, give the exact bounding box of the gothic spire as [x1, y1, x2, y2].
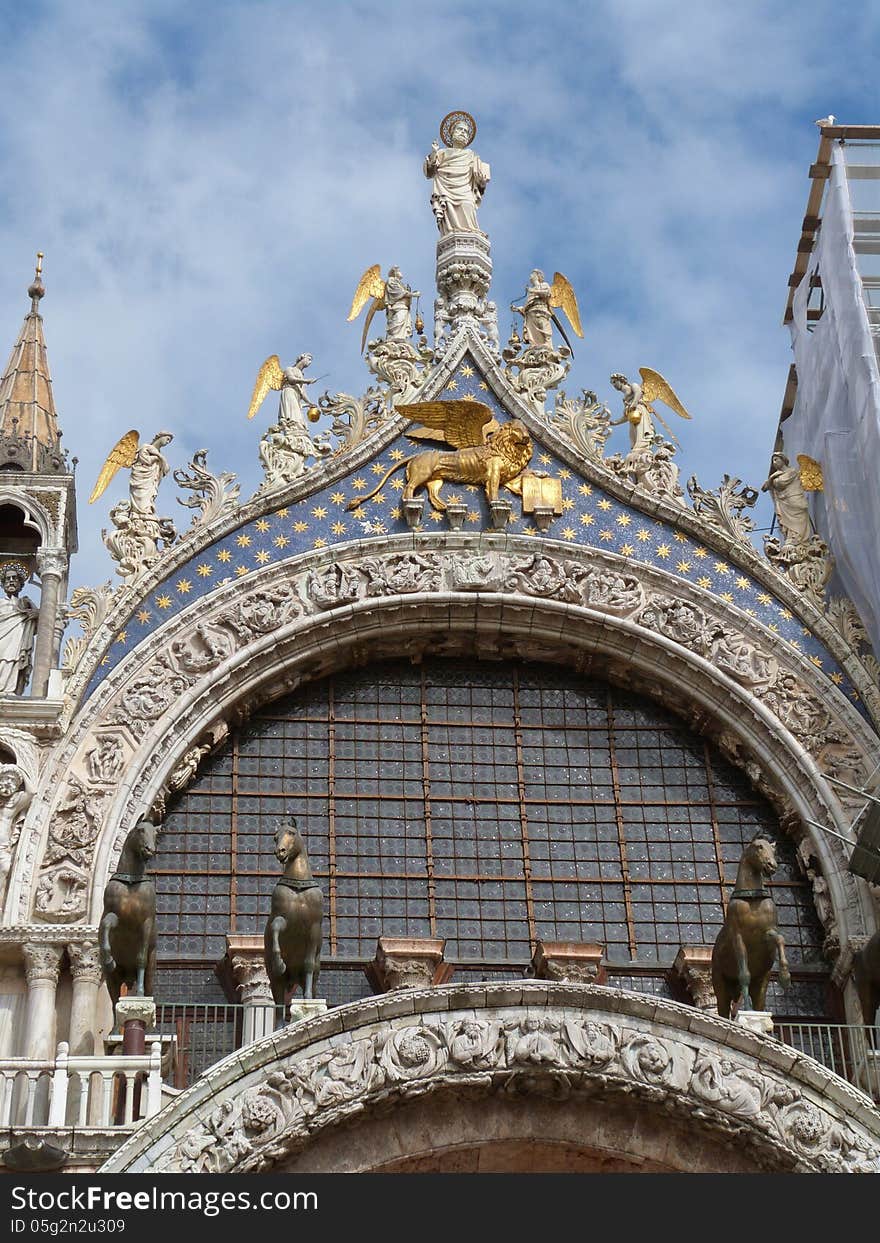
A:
[0, 254, 66, 473]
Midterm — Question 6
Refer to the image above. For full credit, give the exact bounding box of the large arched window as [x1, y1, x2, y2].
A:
[155, 660, 829, 1017]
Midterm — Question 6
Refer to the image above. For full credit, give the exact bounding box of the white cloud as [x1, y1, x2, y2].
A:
[0, 1, 875, 588]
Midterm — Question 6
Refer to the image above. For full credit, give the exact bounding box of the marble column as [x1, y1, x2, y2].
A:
[22, 942, 63, 1059]
[31, 549, 66, 698]
[227, 936, 275, 1044]
[67, 941, 103, 1056]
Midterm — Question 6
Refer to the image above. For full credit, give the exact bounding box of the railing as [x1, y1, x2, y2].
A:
[151, 1004, 880, 1103]
[155, 1004, 282, 1089]
[776, 1023, 880, 1100]
[0, 1061, 54, 1127]
[0, 1043, 164, 1129]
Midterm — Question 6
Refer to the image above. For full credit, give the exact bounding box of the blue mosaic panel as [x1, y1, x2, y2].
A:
[83, 355, 864, 713]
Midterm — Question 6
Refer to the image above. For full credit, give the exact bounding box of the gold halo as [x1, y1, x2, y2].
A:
[440, 111, 476, 148]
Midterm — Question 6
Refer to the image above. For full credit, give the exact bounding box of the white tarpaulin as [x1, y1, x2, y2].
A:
[786, 143, 880, 655]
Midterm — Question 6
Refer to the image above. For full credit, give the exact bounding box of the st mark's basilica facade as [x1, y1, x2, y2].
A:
[0, 113, 879, 1175]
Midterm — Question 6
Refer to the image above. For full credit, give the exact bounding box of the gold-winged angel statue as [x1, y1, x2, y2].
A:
[247, 352, 320, 427]
[511, 270, 584, 353]
[609, 369, 691, 452]
[89, 430, 174, 514]
[347, 400, 533, 512]
[347, 265, 421, 352]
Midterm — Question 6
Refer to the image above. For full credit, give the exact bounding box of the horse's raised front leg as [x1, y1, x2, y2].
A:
[99, 912, 117, 974]
[269, 916, 286, 979]
[770, 929, 791, 990]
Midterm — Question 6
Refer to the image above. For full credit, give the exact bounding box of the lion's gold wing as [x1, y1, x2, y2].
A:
[396, 400, 498, 449]
[89, 430, 140, 504]
[797, 453, 824, 492]
[639, 367, 692, 420]
[247, 355, 285, 420]
[347, 265, 385, 321]
[549, 272, 584, 338]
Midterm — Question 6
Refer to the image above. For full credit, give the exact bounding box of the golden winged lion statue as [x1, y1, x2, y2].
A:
[610, 368, 691, 451]
[347, 401, 533, 513]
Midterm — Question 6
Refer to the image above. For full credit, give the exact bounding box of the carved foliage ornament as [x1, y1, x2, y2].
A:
[159, 1011, 880, 1174]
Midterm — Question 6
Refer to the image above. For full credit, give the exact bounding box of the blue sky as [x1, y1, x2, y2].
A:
[0, 0, 877, 589]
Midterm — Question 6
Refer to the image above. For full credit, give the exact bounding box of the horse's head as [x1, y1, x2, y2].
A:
[128, 818, 158, 863]
[745, 833, 778, 881]
[274, 819, 304, 864]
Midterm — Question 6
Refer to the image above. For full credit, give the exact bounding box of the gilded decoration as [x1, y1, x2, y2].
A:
[75, 348, 871, 717]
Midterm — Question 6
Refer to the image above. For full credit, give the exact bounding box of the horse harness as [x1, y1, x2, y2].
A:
[276, 877, 321, 893]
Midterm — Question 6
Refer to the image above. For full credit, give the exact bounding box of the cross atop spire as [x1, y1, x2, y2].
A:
[0, 253, 66, 473]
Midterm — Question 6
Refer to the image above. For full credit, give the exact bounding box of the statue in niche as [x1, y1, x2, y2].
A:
[761, 452, 813, 547]
[0, 564, 37, 695]
[424, 111, 490, 235]
[0, 763, 33, 899]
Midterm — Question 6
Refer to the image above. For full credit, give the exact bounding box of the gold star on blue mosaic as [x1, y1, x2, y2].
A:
[84, 350, 868, 718]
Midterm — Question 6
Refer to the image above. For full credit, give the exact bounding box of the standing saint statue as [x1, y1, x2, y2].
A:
[0, 564, 38, 695]
[424, 111, 490, 236]
[761, 452, 813, 547]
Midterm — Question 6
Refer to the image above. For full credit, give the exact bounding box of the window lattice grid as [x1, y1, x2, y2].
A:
[154, 660, 825, 967]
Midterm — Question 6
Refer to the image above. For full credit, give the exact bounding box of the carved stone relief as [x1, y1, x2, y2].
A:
[136, 996, 880, 1175]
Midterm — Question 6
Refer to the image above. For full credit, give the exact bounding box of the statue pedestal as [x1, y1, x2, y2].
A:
[113, 996, 157, 1125]
[287, 998, 327, 1026]
[115, 996, 157, 1048]
[735, 1009, 774, 1036]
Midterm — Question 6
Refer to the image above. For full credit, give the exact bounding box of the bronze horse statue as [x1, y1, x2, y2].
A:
[853, 929, 880, 1027]
[264, 819, 323, 1007]
[98, 818, 158, 1006]
[712, 832, 791, 1018]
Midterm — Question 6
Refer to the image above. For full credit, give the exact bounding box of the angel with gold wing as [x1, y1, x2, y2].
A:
[89, 430, 174, 515]
[348, 400, 532, 512]
[247, 352, 319, 429]
[511, 270, 584, 353]
[347, 265, 421, 352]
[610, 369, 692, 453]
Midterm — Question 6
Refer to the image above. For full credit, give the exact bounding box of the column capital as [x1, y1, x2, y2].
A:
[23, 940, 63, 985]
[67, 940, 103, 985]
[672, 944, 717, 1011]
[226, 935, 273, 1004]
[531, 940, 606, 985]
[366, 936, 451, 992]
[35, 547, 66, 579]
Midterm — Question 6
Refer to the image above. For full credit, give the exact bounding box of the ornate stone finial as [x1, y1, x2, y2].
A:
[28, 252, 45, 309]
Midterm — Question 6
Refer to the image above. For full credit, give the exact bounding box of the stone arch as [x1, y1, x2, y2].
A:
[13, 538, 877, 965]
[100, 983, 880, 1174]
[0, 489, 52, 548]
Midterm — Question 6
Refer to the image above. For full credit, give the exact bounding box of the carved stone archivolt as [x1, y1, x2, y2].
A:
[14, 536, 878, 944]
[100, 984, 880, 1174]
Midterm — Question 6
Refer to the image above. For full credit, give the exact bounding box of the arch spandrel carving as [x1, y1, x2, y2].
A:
[100, 983, 880, 1174]
[63, 331, 880, 731]
[9, 534, 878, 965]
